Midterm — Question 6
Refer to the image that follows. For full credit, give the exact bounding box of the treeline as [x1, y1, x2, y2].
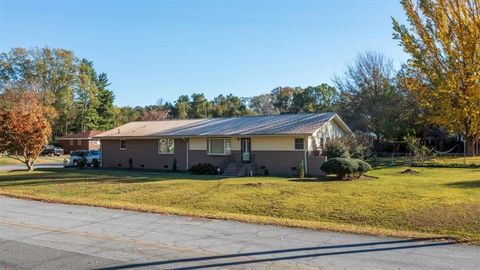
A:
[0, 47, 450, 145]
[116, 83, 337, 122]
[0, 47, 418, 143]
[118, 52, 416, 142]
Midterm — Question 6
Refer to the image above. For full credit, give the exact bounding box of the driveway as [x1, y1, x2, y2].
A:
[0, 163, 64, 171]
[0, 196, 478, 270]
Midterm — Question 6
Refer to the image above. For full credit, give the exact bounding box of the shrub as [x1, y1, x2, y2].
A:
[189, 163, 218, 175]
[345, 131, 375, 159]
[321, 158, 358, 179]
[128, 158, 133, 169]
[323, 131, 374, 160]
[172, 158, 178, 171]
[297, 160, 305, 178]
[321, 158, 372, 179]
[76, 157, 87, 169]
[354, 159, 372, 177]
[92, 159, 100, 169]
[324, 139, 350, 159]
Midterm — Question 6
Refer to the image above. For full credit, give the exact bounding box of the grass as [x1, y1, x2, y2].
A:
[0, 166, 479, 244]
[370, 156, 480, 168]
[0, 155, 68, 166]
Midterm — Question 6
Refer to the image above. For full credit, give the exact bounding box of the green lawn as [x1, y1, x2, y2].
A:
[0, 166, 479, 244]
[0, 155, 68, 166]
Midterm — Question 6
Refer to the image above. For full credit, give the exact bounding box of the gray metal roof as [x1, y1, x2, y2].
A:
[96, 113, 350, 138]
[160, 113, 338, 136]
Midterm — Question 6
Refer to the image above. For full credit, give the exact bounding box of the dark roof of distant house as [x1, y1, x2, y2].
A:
[95, 113, 352, 138]
[57, 130, 104, 140]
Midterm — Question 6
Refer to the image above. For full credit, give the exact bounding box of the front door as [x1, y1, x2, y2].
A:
[241, 138, 251, 163]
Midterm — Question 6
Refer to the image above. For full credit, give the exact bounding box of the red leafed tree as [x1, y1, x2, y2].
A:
[0, 89, 56, 171]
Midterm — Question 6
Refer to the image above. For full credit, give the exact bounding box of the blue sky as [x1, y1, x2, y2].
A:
[0, 0, 408, 106]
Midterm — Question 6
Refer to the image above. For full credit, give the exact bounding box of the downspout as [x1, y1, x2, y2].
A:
[184, 138, 189, 171]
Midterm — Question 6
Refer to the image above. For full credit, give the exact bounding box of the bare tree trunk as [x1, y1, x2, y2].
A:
[25, 160, 34, 171]
[465, 136, 477, 155]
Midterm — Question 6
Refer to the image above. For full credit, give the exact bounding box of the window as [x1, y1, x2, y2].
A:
[77, 139, 82, 145]
[69, 140, 74, 146]
[158, 138, 174, 154]
[120, 140, 126, 150]
[208, 138, 231, 155]
[294, 138, 305, 150]
[92, 140, 100, 145]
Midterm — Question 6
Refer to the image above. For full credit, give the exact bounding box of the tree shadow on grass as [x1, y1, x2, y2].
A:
[0, 168, 230, 187]
[93, 238, 459, 270]
[445, 180, 480, 189]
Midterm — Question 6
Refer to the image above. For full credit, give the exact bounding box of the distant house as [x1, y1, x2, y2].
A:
[95, 113, 352, 177]
[57, 130, 103, 153]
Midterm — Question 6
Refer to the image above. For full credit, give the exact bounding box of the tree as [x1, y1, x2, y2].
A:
[113, 106, 141, 125]
[0, 48, 78, 136]
[292, 84, 338, 113]
[249, 94, 276, 115]
[393, 0, 480, 154]
[212, 94, 229, 117]
[74, 59, 100, 132]
[0, 88, 55, 171]
[95, 73, 116, 130]
[174, 95, 191, 119]
[335, 52, 411, 141]
[140, 109, 169, 121]
[190, 93, 210, 118]
[271, 86, 297, 113]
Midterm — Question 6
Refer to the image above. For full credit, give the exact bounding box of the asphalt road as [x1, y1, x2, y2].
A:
[0, 196, 478, 270]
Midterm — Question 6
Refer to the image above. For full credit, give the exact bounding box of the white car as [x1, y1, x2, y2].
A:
[70, 150, 101, 166]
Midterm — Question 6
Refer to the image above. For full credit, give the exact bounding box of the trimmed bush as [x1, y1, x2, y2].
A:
[354, 159, 372, 177]
[321, 158, 358, 179]
[321, 158, 372, 180]
[189, 163, 218, 175]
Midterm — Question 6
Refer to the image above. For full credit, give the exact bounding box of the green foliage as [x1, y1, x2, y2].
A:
[297, 160, 305, 178]
[321, 157, 371, 180]
[324, 132, 374, 160]
[0, 48, 116, 136]
[77, 157, 87, 169]
[342, 131, 375, 159]
[172, 158, 178, 171]
[324, 140, 350, 159]
[404, 134, 434, 163]
[92, 159, 100, 169]
[354, 159, 372, 177]
[189, 163, 218, 175]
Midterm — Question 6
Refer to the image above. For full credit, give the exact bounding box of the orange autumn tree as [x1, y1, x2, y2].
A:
[393, 0, 480, 154]
[0, 89, 56, 171]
